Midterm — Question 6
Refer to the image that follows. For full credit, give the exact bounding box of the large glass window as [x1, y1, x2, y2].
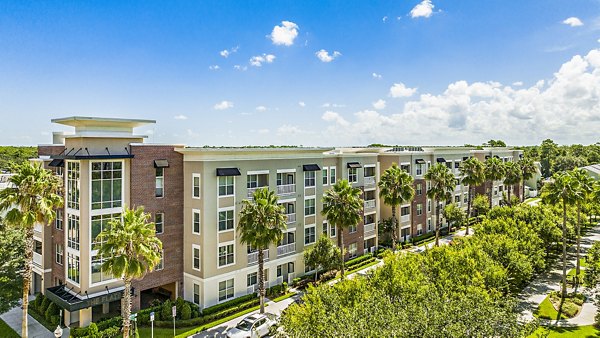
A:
[67, 253, 80, 284]
[348, 168, 358, 183]
[218, 209, 234, 231]
[91, 254, 112, 283]
[67, 214, 80, 250]
[218, 244, 234, 267]
[155, 167, 164, 197]
[91, 213, 119, 249]
[67, 162, 80, 210]
[247, 272, 257, 287]
[155, 213, 164, 234]
[304, 226, 316, 245]
[304, 171, 316, 187]
[218, 176, 234, 196]
[91, 162, 122, 210]
[304, 198, 315, 216]
[218, 279, 234, 301]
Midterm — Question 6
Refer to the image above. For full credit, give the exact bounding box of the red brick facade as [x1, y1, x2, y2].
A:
[411, 179, 427, 235]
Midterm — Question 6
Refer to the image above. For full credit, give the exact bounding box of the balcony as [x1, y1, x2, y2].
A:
[400, 214, 410, 223]
[277, 242, 296, 257]
[277, 184, 296, 195]
[247, 250, 270, 265]
[247, 186, 268, 198]
[34, 223, 42, 234]
[364, 223, 376, 238]
[286, 213, 296, 224]
[364, 176, 376, 187]
[364, 200, 376, 210]
[33, 252, 42, 268]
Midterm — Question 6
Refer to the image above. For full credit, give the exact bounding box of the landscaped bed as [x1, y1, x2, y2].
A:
[534, 291, 585, 320]
[0, 318, 19, 338]
[528, 324, 600, 338]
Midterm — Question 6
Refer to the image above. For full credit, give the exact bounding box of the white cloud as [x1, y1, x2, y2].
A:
[563, 17, 584, 27]
[410, 0, 435, 18]
[298, 101, 306, 107]
[257, 128, 270, 134]
[255, 106, 267, 112]
[372, 72, 382, 79]
[214, 101, 234, 110]
[389, 83, 417, 98]
[315, 49, 342, 62]
[512, 81, 523, 86]
[209, 65, 220, 70]
[234, 65, 248, 71]
[250, 54, 276, 67]
[321, 103, 345, 108]
[270, 21, 299, 46]
[174, 115, 188, 120]
[382, 16, 388, 23]
[322, 111, 349, 126]
[220, 46, 239, 58]
[277, 124, 304, 136]
[372, 99, 386, 110]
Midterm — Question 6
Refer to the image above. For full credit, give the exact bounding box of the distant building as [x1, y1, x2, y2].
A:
[581, 164, 600, 180]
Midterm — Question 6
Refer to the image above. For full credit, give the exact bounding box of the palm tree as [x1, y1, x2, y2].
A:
[484, 157, 505, 208]
[238, 188, 287, 313]
[458, 158, 485, 235]
[569, 168, 594, 281]
[322, 179, 363, 279]
[97, 206, 162, 338]
[542, 172, 577, 298]
[378, 163, 415, 250]
[0, 162, 62, 338]
[503, 161, 522, 205]
[425, 164, 456, 246]
[519, 158, 537, 202]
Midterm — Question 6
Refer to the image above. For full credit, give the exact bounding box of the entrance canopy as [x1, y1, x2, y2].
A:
[45, 285, 123, 312]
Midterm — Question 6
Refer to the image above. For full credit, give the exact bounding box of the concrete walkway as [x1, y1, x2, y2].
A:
[408, 227, 473, 253]
[518, 224, 600, 327]
[0, 303, 69, 338]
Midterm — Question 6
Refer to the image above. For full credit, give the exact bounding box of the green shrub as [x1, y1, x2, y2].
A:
[161, 300, 172, 321]
[33, 294, 44, 312]
[44, 302, 58, 322]
[181, 303, 192, 320]
[88, 322, 99, 336]
[50, 315, 60, 327]
[155, 298, 259, 328]
[292, 277, 301, 286]
[98, 326, 120, 338]
[40, 297, 51, 314]
[175, 297, 186, 318]
[345, 254, 372, 267]
[201, 294, 256, 316]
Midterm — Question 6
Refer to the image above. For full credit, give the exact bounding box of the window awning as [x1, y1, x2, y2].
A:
[494, 155, 500, 159]
[216, 168, 241, 176]
[414, 159, 425, 164]
[462, 156, 469, 161]
[347, 162, 362, 168]
[153, 159, 169, 168]
[436, 158, 446, 163]
[48, 159, 64, 168]
[45, 285, 124, 312]
[485, 155, 491, 160]
[302, 164, 321, 171]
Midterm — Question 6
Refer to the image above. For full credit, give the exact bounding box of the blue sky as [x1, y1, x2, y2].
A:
[1, 0, 599, 146]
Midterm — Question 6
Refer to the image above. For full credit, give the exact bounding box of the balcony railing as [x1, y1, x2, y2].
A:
[364, 200, 376, 210]
[34, 223, 42, 234]
[277, 184, 296, 195]
[286, 213, 296, 224]
[33, 252, 42, 267]
[364, 176, 376, 187]
[247, 250, 269, 265]
[247, 186, 269, 198]
[364, 223, 376, 238]
[400, 214, 410, 223]
[277, 242, 296, 256]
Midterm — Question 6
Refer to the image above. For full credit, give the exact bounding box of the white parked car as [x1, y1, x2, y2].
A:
[225, 313, 278, 338]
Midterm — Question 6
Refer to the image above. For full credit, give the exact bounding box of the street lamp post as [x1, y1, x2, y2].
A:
[150, 311, 155, 338]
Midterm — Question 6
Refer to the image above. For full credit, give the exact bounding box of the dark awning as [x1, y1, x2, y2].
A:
[154, 159, 169, 168]
[45, 285, 124, 312]
[436, 158, 446, 163]
[302, 164, 321, 171]
[414, 159, 425, 164]
[462, 156, 469, 161]
[485, 155, 491, 159]
[216, 168, 241, 176]
[48, 159, 64, 168]
[347, 162, 362, 168]
[494, 155, 500, 159]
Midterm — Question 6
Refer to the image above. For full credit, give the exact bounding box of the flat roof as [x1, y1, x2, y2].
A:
[52, 116, 155, 128]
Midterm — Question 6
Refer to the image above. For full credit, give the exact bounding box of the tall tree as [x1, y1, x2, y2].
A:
[503, 162, 522, 205]
[303, 236, 341, 282]
[0, 220, 26, 314]
[238, 188, 287, 313]
[322, 179, 363, 279]
[484, 157, 506, 208]
[542, 172, 577, 298]
[442, 203, 466, 232]
[569, 168, 594, 282]
[540, 139, 558, 177]
[97, 206, 162, 338]
[0, 162, 62, 338]
[519, 158, 537, 202]
[425, 164, 456, 246]
[378, 163, 415, 250]
[459, 157, 485, 235]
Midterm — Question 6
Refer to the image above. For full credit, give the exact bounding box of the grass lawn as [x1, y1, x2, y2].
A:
[272, 292, 296, 302]
[0, 318, 19, 338]
[174, 304, 264, 338]
[137, 326, 190, 338]
[534, 292, 585, 320]
[528, 325, 600, 337]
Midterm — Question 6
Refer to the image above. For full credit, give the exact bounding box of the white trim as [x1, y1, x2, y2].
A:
[303, 196, 316, 217]
[304, 224, 317, 245]
[217, 206, 235, 233]
[400, 162, 410, 166]
[276, 168, 296, 173]
[192, 209, 201, 235]
[192, 173, 201, 199]
[217, 175, 235, 198]
[278, 197, 296, 204]
[192, 244, 201, 271]
[364, 210, 376, 216]
[217, 241, 236, 269]
[363, 164, 376, 168]
[322, 167, 329, 186]
[247, 170, 269, 175]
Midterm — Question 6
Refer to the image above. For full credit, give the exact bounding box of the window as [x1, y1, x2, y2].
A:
[348, 243, 357, 258]
[155, 167, 164, 197]
[218, 244, 234, 267]
[416, 183, 422, 195]
[277, 265, 282, 277]
[192, 174, 201, 198]
[322, 168, 328, 185]
[455, 161, 461, 169]
[304, 198, 315, 216]
[55, 244, 63, 265]
[33, 240, 42, 255]
[193, 245, 201, 270]
[401, 206, 410, 216]
[464, 193, 468, 203]
[288, 262, 295, 273]
[55, 209, 63, 230]
[417, 204, 423, 216]
[247, 272, 257, 287]
[67, 214, 80, 250]
[330, 224, 336, 237]
[91, 255, 112, 283]
[219, 279, 234, 301]
[91, 161, 123, 209]
[67, 162, 80, 210]
[304, 171, 316, 187]
[218, 176, 234, 196]
[455, 195, 460, 203]
[304, 226, 316, 245]
[416, 164, 423, 176]
[349, 224, 357, 233]
[67, 253, 80, 284]
[192, 210, 201, 234]
[427, 219, 432, 232]
[348, 168, 358, 183]
[193, 284, 200, 305]
[364, 166, 375, 178]
[401, 164, 410, 173]
[364, 213, 375, 225]
[445, 161, 452, 169]
[417, 224, 423, 235]
[156, 250, 164, 271]
[155, 213, 164, 234]
[218, 209, 234, 231]
[322, 221, 328, 235]
[91, 213, 119, 249]
[330, 167, 336, 184]
[247, 174, 258, 188]
[427, 200, 432, 212]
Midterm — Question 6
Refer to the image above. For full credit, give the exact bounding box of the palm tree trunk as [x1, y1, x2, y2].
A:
[521, 179, 525, 202]
[22, 228, 34, 338]
[466, 187, 472, 235]
[576, 203, 582, 283]
[561, 201, 568, 299]
[507, 186, 511, 206]
[339, 230, 345, 279]
[258, 249, 265, 313]
[488, 180, 493, 209]
[122, 279, 132, 338]
[391, 206, 397, 251]
[435, 199, 440, 247]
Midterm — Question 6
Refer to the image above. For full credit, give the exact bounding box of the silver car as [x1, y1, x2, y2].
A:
[225, 313, 278, 338]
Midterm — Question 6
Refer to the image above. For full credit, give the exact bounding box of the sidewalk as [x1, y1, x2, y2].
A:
[0, 302, 69, 338]
[408, 227, 473, 253]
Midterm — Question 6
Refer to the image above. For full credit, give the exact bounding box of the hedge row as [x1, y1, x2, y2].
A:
[345, 254, 373, 267]
[201, 293, 256, 316]
[30, 294, 60, 328]
[154, 298, 260, 328]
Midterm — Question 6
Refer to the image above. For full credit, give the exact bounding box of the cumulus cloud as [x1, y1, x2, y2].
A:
[322, 103, 345, 108]
[298, 101, 306, 107]
[214, 101, 234, 110]
[389, 83, 417, 98]
[209, 65, 220, 70]
[174, 115, 188, 120]
[270, 21, 299, 46]
[255, 106, 267, 112]
[372, 99, 386, 110]
[320, 48, 600, 146]
[372, 72, 382, 79]
[382, 16, 388, 22]
[234, 65, 248, 71]
[563, 17, 584, 27]
[512, 81, 523, 86]
[220, 46, 239, 58]
[316, 49, 342, 62]
[410, 0, 435, 18]
[250, 54, 276, 67]
[277, 124, 305, 136]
